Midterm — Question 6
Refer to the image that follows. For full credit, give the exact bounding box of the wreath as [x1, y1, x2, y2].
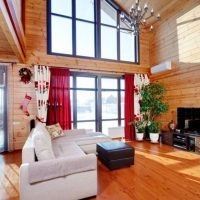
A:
[19, 68, 32, 84]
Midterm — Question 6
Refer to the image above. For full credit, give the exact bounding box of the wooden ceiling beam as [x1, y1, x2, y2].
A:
[0, 0, 25, 63]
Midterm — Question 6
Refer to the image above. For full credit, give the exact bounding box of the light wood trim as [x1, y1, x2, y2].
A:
[4, 0, 26, 54]
[0, 0, 25, 62]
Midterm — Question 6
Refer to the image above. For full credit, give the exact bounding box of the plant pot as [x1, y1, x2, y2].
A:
[136, 132, 144, 141]
[150, 133, 159, 143]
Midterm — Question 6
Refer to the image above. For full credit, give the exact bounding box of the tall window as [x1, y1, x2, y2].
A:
[48, 0, 139, 63]
[0, 65, 7, 152]
[70, 73, 124, 134]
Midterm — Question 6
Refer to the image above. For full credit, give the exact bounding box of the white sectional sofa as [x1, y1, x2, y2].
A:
[20, 123, 111, 200]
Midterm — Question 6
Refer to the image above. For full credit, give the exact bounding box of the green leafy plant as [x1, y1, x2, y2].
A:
[148, 121, 160, 133]
[129, 120, 146, 133]
[140, 82, 168, 135]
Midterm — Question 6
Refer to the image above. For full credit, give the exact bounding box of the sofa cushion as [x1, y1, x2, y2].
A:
[28, 154, 97, 184]
[53, 142, 85, 158]
[46, 123, 64, 139]
[64, 129, 87, 135]
[33, 123, 55, 161]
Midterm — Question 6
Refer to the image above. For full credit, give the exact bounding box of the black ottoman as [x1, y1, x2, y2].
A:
[97, 141, 134, 170]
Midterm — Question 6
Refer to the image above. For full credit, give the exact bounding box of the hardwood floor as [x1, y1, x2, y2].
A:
[0, 142, 200, 200]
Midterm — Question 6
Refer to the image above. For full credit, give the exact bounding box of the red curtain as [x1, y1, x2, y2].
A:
[124, 74, 135, 140]
[47, 68, 71, 130]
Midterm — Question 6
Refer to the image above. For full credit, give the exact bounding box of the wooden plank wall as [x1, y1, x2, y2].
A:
[150, 0, 200, 130]
[7, 64, 36, 150]
[5, 0, 152, 149]
[25, 0, 150, 74]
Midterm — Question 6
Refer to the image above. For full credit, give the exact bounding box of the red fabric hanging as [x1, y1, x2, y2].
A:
[124, 74, 135, 140]
[47, 68, 71, 130]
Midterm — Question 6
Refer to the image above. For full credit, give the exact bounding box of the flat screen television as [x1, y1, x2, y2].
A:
[177, 107, 200, 133]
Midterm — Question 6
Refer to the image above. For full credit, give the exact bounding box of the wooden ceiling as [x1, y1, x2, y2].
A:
[115, 0, 179, 23]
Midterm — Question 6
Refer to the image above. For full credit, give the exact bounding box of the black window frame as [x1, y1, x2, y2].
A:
[70, 72, 124, 133]
[47, 0, 139, 64]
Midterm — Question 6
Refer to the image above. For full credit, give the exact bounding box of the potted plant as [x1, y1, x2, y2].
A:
[148, 121, 160, 143]
[129, 115, 146, 141]
[140, 82, 168, 141]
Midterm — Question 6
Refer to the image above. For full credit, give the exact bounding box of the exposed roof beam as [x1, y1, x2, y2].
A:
[0, 0, 25, 63]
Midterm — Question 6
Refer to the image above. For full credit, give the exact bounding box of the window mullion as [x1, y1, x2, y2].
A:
[135, 34, 140, 64]
[117, 10, 120, 61]
[96, 75, 102, 132]
[73, 76, 77, 128]
[72, 0, 76, 55]
[95, 0, 101, 58]
[118, 78, 121, 126]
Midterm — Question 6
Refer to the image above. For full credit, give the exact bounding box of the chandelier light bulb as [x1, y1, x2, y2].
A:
[151, 8, 154, 16]
[157, 13, 161, 20]
[120, 0, 160, 35]
[144, 3, 148, 11]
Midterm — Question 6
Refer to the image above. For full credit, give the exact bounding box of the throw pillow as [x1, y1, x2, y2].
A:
[46, 123, 65, 139]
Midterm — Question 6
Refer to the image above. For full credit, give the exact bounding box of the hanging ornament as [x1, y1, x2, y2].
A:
[19, 68, 32, 84]
[20, 94, 32, 116]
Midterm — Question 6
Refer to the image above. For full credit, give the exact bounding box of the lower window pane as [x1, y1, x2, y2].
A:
[102, 120, 118, 135]
[101, 26, 117, 60]
[51, 16, 72, 54]
[120, 29, 135, 62]
[77, 91, 95, 120]
[121, 91, 124, 119]
[121, 120, 124, 127]
[76, 21, 94, 57]
[77, 122, 95, 132]
[70, 90, 73, 120]
[102, 91, 118, 119]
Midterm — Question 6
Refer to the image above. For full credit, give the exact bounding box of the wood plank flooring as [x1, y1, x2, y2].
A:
[0, 142, 200, 200]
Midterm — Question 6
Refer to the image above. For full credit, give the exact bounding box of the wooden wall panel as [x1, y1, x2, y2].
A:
[7, 64, 36, 150]
[150, 0, 200, 131]
[7, 0, 152, 149]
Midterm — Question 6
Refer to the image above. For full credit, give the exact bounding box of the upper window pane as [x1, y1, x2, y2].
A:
[76, 21, 95, 57]
[77, 77, 95, 89]
[51, 0, 72, 16]
[120, 30, 135, 62]
[76, 0, 94, 21]
[101, 78, 117, 89]
[51, 16, 72, 54]
[101, 26, 117, 60]
[101, 0, 117, 26]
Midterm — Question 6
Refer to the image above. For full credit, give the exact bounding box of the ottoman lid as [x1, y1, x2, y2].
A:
[97, 141, 133, 151]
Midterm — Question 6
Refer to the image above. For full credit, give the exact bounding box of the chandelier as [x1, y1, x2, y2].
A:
[120, 0, 161, 35]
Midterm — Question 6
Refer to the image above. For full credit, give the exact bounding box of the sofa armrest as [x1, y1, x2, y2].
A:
[25, 154, 96, 184]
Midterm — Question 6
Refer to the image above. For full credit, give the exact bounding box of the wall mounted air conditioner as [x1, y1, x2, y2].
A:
[150, 61, 172, 74]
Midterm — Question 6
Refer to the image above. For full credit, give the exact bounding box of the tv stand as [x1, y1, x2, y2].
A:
[173, 133, 189, 150]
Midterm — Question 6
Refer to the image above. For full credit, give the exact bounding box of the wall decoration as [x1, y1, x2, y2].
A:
[20, 94, 32, 116]
[34, 65, 50, 123]
[19, 68, 32, 84]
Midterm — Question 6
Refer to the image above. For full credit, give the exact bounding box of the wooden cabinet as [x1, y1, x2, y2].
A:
[195, 137, 200, 154]
[161, 132, 173, 146]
